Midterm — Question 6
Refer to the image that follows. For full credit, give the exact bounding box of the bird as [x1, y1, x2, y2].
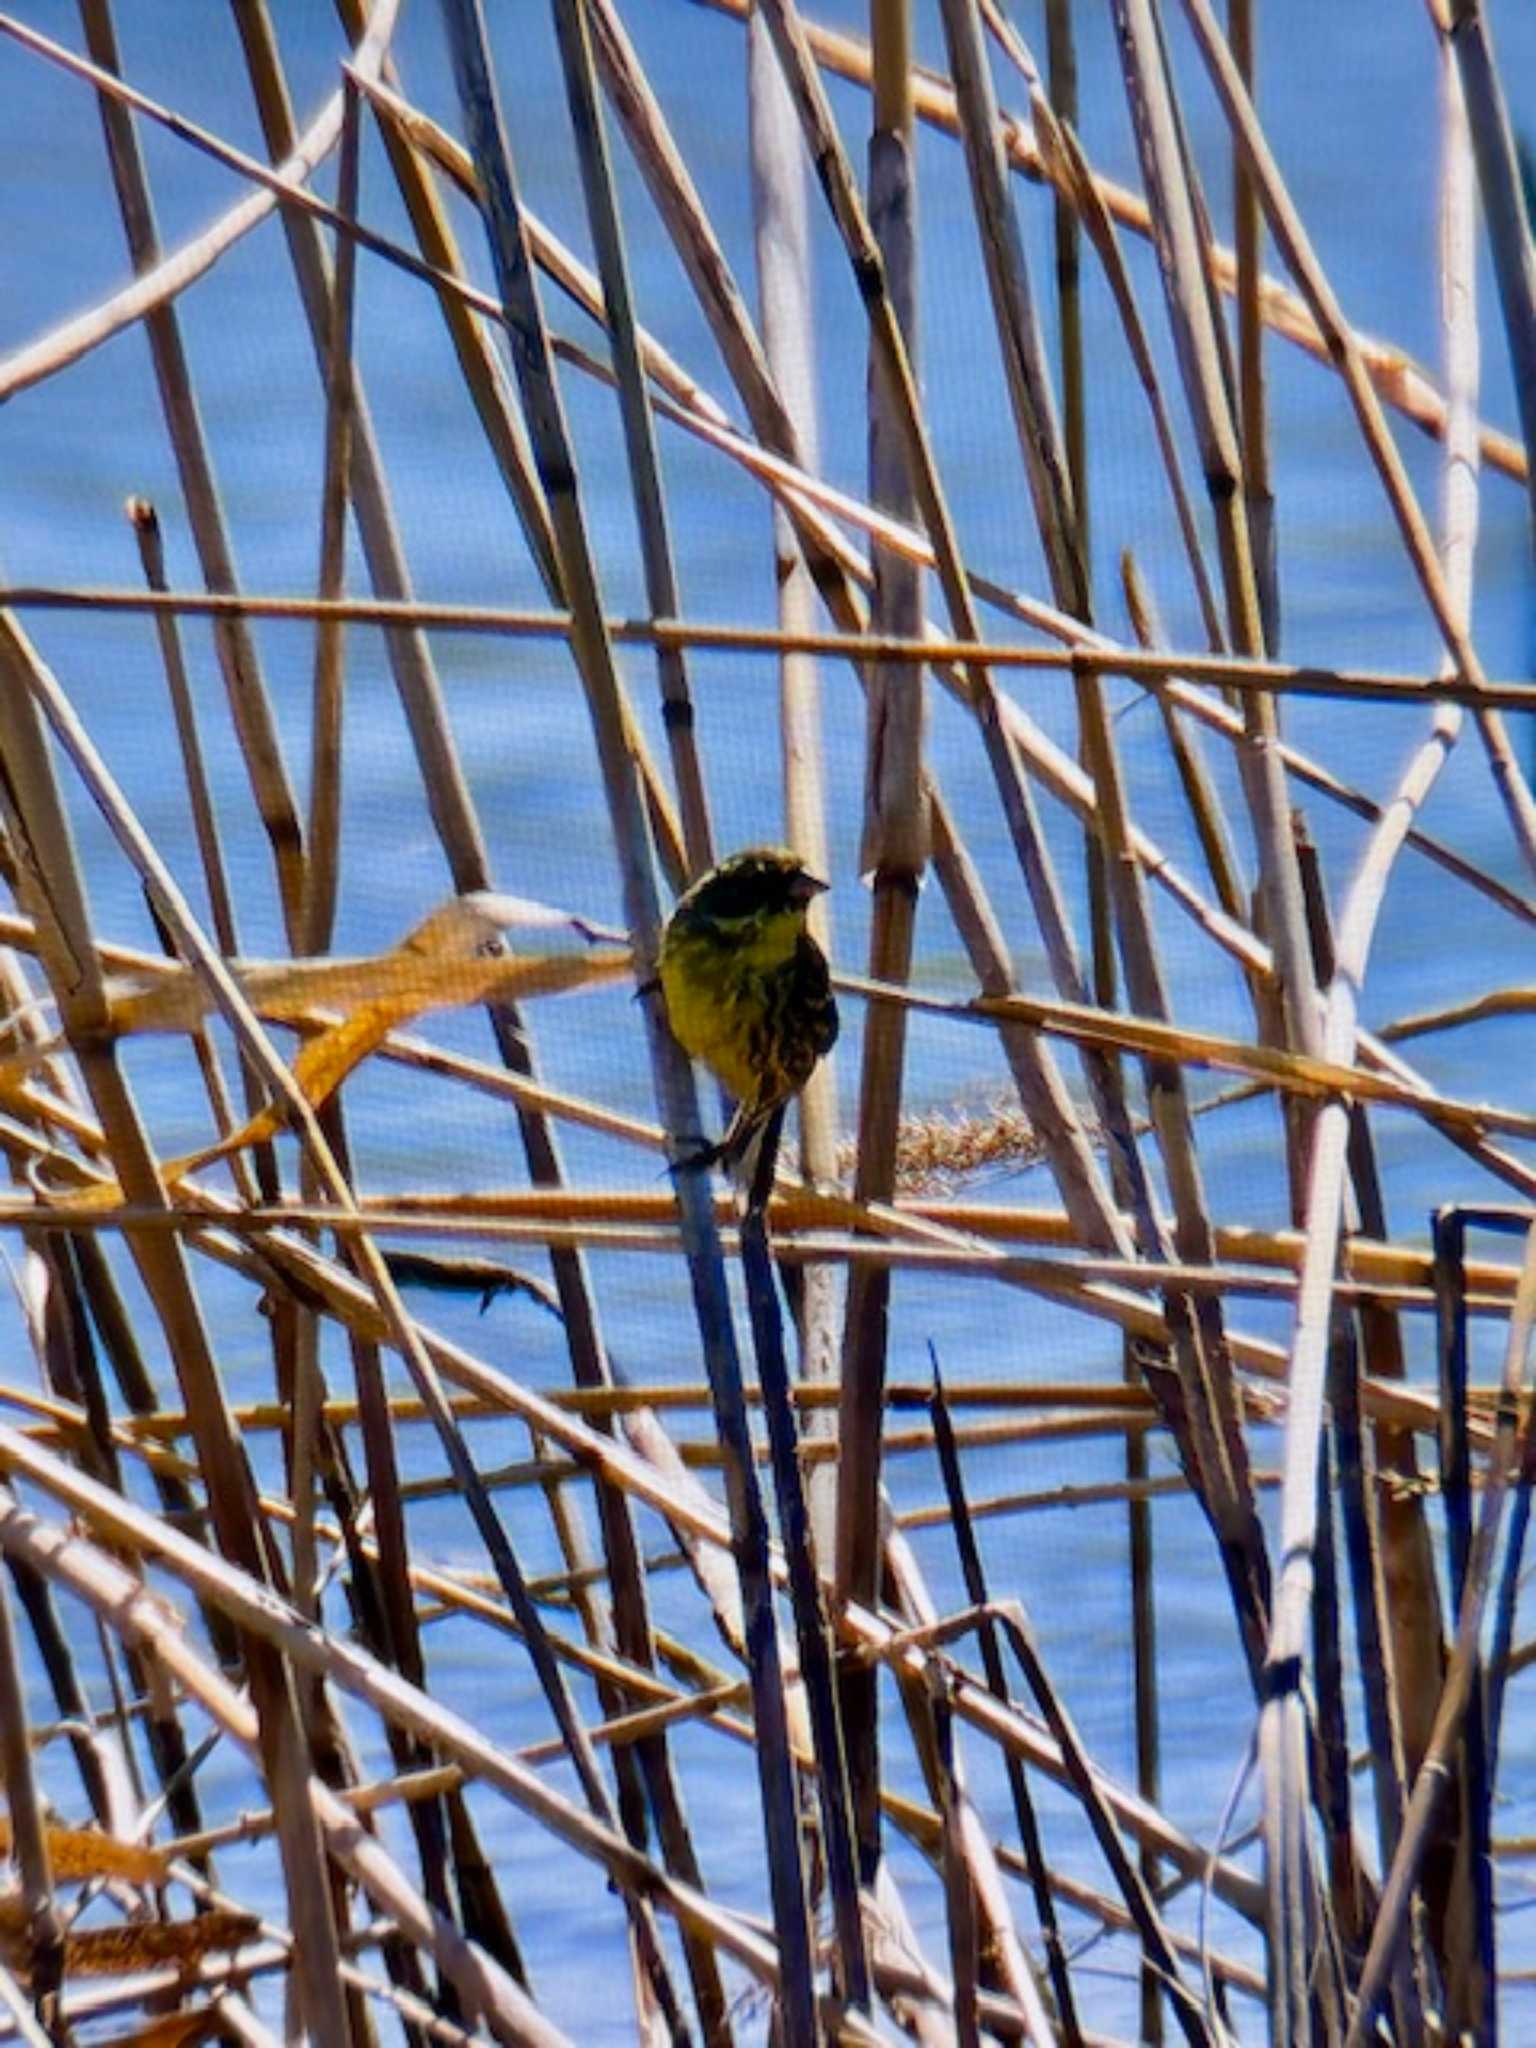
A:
[658, 846, 838, 1177]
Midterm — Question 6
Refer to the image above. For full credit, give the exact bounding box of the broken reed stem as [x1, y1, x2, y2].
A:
[929, 1359, 1084, 2044]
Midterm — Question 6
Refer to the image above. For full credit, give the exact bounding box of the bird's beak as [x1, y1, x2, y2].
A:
[788, 869, 829, 905]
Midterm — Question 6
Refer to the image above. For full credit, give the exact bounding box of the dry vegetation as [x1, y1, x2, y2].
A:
[0, 0, 1534, 2042]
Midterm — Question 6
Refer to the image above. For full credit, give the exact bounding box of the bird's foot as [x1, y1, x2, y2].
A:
[670, 1138, 725, 1175]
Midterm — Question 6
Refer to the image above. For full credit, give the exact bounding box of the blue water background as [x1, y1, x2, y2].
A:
[2, 2, 1536, 2039]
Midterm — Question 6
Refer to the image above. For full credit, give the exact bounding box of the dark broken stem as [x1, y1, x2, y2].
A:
[928, 1667, 982, 2048]
[928, 1347, 1083, 2045]
[1123, 1329, 1163, 2048]
[0, 1539, 64, 2035]
[740, 1106, 870, 2014]
[1432, 1209, 1497, 2040]
[1347, 1213, 1536, 2044]
[1488, 1419, 1536, 1771]
[1311, 1408, 1362, 1964]
[990, 1602, 1216, 2048]
[1328, 1321, 1429, 2041]
[892, 1592, 1216, 2043]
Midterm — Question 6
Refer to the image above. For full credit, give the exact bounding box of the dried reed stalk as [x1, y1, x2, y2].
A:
[834, 0, 928, 1888]
[1257, 24, 1481, 2030]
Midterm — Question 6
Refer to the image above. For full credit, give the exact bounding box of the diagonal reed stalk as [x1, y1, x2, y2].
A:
[1178, 0, 1536, 886]
[234, 9, 699, 2025]
[434, 4, 819, 2034]
[0, 612, 356, 2041]
[952, 0, 1275, 1699]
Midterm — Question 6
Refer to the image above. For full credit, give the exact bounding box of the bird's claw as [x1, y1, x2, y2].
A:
[673, 1139, 725, 1174]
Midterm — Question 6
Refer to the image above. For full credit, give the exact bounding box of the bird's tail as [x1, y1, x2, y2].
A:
[719, 1101, 788, 1209]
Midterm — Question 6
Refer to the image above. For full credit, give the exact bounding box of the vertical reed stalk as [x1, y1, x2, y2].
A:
[746, 2, 841, 1538]
[287, 78, 358, 1761]
[1259, 32, 1481, 2034]
[1228, 0, 1278, 649]
[548, 4, 744, 2030]
[1447, 0, 1536, 565]
[129, 496, 276, 1213]
[835, 0, 928, 1881]
[126, 501, 241, 953]
[547, 0, 714, 881]
[246, 20, 697, 1984]
[435, 6, 817, 2030]
[740, 1161, 868, 2010]
[1123, 1334, 1163, 2047]
[1328, 1319, 1430, 2040]
[76, 0, 308, 940]
[929, 1673, 982, 2048]
[1178, 0, 1536, 884]
[1348, 1220, 1536, 2044]
[1045, 0, 1084, 535]
[302, 76, 361, 959]
[1040, 0, 1118, 1089]
[1111, 0, 1322, 1091]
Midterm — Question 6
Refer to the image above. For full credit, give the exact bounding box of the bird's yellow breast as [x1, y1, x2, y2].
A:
[658, 946, 759, 1100]
[659, 906, 807, 1104]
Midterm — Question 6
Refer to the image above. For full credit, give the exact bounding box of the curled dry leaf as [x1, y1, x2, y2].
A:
[0, 1910, 262, 1979]
[16, 895, 634, 1207]
[0, 1818, 170, 1884]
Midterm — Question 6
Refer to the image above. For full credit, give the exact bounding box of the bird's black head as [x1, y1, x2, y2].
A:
[680, 846, 828, 925]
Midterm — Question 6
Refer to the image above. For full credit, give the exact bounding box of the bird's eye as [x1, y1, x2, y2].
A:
[706, 868, 777, 919]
